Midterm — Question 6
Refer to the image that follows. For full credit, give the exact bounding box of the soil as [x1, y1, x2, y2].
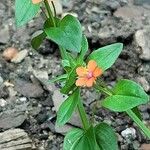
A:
[0, 0, 150, 150]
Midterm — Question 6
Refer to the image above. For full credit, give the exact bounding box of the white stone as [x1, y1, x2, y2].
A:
[121, 127, 136, 139]
[11, 50, 28, 63]
[0, 99, 7, 107]
[135, 28, 150, 61]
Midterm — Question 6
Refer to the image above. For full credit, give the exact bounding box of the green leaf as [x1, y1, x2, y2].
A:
[31, 32, 46, 49]
[73, 126, 99, 150]
[78, 35, 89, 62]
[61, 66, 77, 94]
[63, 126, 99, 150]
[56, 88, 80, 126]
[63, 128, 84, 150]
[101, 95, 149, 112]
[95, 123, 118, 150]
[101, 79, 149, 112]
[49, 74, 68, 83]
[87, 43, 123, 71]
[44, 15, 82, 52]
[113, 79, 148, 100]
[15, 0, 40, 27]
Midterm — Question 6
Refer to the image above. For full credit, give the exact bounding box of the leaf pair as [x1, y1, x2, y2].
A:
[63, 123, 118, 150]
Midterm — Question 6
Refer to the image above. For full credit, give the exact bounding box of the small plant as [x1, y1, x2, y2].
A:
[15, 0, 150, 149]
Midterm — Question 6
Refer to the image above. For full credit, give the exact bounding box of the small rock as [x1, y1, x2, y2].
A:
[136, 76, 150, 92]
[0, 76, 3, 85]
[134, 0, 150, 5]
[0, 99, 7, 107]
[121, 127, 136, 139]
[0, 129, 32, 150]
[52, 90, 67, 111]
[0, 103, 28, 129]
[52, 90, 82, 127]
[140, 144, 150, 150]
[19, 97, 27, 102]
[55, 124, 72, 135]
[33, 70, 49, 81]
[0, 25, 10, 44]
[114, 6, 144, 20]
[15, 79, 44, 98]
[135, 28, 150, 61]
[11, 50, 28, 63]
[2, 47, 18, 61]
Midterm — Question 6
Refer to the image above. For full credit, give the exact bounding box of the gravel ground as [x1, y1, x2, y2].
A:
[0, 0, 150, 149]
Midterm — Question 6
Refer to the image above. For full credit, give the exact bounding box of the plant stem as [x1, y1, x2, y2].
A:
[77, 98, 90, 130]
[94, 84, 112, 96]
[126, 109, 150, 139]
[44, 0, 56, 27]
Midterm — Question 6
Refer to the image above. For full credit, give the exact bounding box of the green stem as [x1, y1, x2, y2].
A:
[44, 0, 68, 60]
[77, 98, 90, 130]
[94, 84, 112, 96]
[126, 109, 150, 139]
[44, 0, 56, 27]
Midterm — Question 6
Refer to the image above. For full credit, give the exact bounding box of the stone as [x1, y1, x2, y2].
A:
[121, 127, 136, 139]
[0, 129, 32, 150]
[0, 103, 28, 129]
[0, 25, 10, 44]
[55, 124, 72, 135]
[2, 47, 18, 61]
[15, 79, 44, 98]
[11, 50, 28, 63]
[134, 0, 150, 5]
[140, 144, 150, 150]
[136, 76, 150, 92]
[33, 70, 49, 81]
[135, 28, 150, 61]
[114, 6, 144, 20]
[0, 76, 3, 85]
[0, 99, 7, 107]
[52, 90, 82, 127]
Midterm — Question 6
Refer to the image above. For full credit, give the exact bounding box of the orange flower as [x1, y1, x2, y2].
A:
[32, 0, 42, 4]
[76, 60, 103, 87]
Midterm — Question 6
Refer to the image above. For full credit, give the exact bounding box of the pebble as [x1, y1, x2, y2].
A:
[11, 49, 28, 63]
[135, 28, 150, 61]
[0, 103, 28, 129]
[2, 47, 18, 61]
[0, 25, 10, 44]
[0, 129, 32, 150]
[121, 127, 136, 139]
[15, 79, 44, 98]
[140, 144, 150, 150]
[0, 76, 3, 85]
[136, 76, 150, 92]
[0, 98, 7, 107]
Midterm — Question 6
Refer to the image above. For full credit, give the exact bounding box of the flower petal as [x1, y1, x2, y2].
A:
[87, 60, 97, 72]
[32, 0, 42, 4]
[76, 67, 87, 77]
[93, 67, 103, 77]
[86, 77, 95, 87]
[76, 78, 87, 87]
